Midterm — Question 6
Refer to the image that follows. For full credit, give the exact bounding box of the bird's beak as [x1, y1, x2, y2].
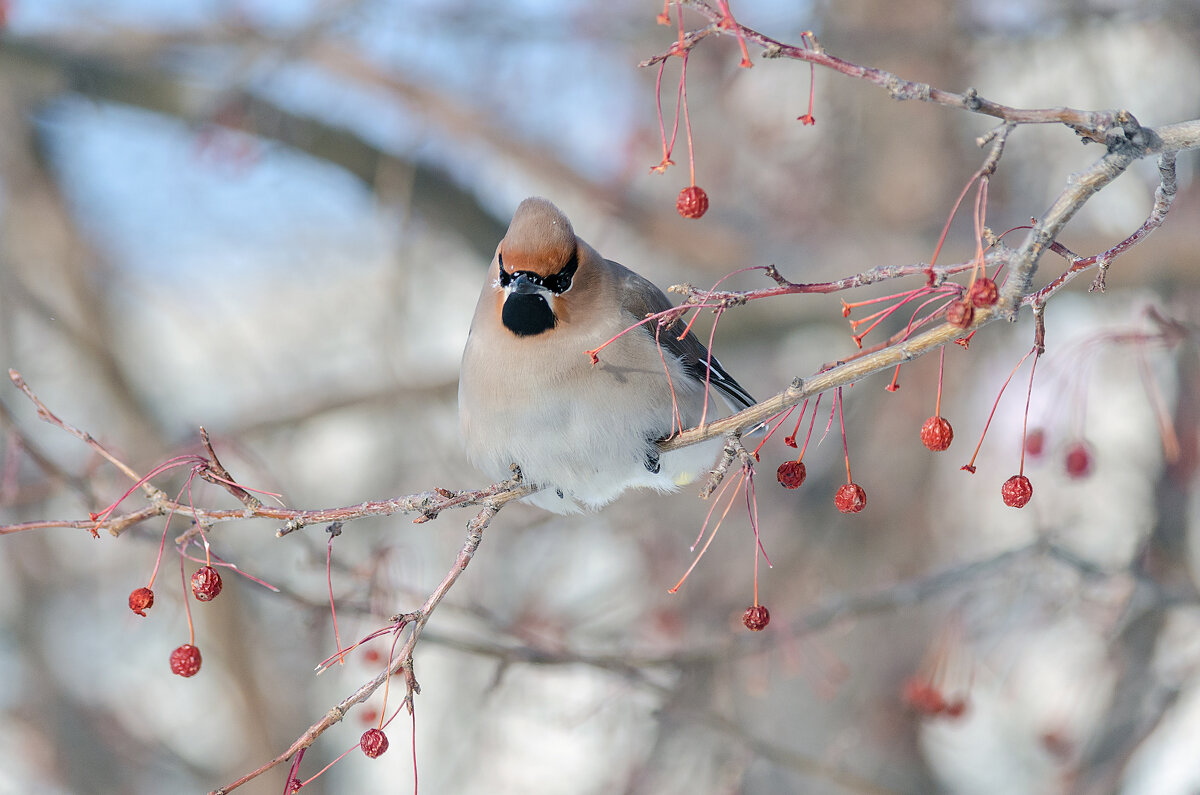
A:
[509, 273, 542, 295]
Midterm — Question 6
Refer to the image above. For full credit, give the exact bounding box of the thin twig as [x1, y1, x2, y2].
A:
[645, 1, 1150, 145]
[7, 369, 161, 501]
[210, 500, 502, 795]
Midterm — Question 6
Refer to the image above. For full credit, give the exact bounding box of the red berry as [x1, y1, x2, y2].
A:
[1064, 441, 1092, 479]
[919, 416, 954, 451]
[191, 565, 223, 602]
[742, 605, 770, 631]
[1001, 474, 1033, 508]
[128, 586, 155, 617]
[1024, 428, 1045, 457]
[902, 677, 946, 716]
[360, 728, 389, 758]
[946, 299, 975, 328]
[968, 277, 999, 307]
[169, 644, 202, 677]
[675, 185, 709, 219]
[776, 460, 807, 489]
[943, 699, 968, 719]
[834, 482, 867, 513]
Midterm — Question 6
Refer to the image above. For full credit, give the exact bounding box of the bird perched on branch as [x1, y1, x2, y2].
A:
[459, 197, 755, 513]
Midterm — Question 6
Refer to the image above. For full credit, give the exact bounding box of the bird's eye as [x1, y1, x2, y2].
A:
[543, 245, 579, 294]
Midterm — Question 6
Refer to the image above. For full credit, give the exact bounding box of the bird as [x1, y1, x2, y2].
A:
[458, 197, 756, 514]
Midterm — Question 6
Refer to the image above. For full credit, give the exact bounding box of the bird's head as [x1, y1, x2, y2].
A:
[493, 198, 581, 337]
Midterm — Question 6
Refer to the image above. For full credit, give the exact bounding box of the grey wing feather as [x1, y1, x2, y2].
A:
[612, 261, 756, 411]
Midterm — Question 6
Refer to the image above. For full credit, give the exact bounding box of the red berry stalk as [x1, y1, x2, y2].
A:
[920, 346, 954, 452]
[834, 388, 867, 514]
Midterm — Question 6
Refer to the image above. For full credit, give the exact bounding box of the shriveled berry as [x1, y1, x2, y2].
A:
[169, 644, 202, 677]
[776, 460, 807, 489]
[1024, 428, 1045, 457]
[920, 416, 954, 451]
[742, 605, 770, 631]
[1064, 441, 1092, 479]
[360, 728, 389, 758]
[968, 277, 999, 307]
[834, 482, 867, 513]
[1001, 474, 1033, 508]
[191, 565, 223, 602]
[946, 299, 975, 328]
[676, 185, 709, 219]
[128, 586, 154, 617]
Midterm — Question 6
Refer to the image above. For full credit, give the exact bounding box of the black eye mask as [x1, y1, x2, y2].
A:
[497, 245, 579, 295]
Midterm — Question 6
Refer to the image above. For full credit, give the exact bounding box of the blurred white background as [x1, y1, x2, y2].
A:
[1, 1, 1198, 793]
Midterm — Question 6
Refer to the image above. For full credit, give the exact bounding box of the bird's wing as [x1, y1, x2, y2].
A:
[613, 261, 756, 411]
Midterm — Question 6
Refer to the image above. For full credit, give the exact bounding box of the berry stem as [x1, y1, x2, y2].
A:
[377, 618, 407, 730]
[746, 465, 770, 566]
[410, 702, 419, 794]
[837, 388, 853, 483]
[297, 744, 356, 789]
[652, 58, 681, 172]
[179, 547, 196, 645]
[1018, 350, 1040, 476]
[327, 528, 346, 667]
[798, 55, 817, 124]
[752, 541, 759, 606]
[931, 174, 980, 266]
[671, 471, 745, 593]
[962, 346, 1037, 472]
[935, 345, 945, 417]
[798, 393, 823, 460]
[698, 307, 726, 426]
[717, 0, 754, 67]
[886, 364, 902, 392]
[657, 0, 671, 25]
[681, 51, 696, 186]
[751, 404, 795, 458]
[746, 468, 768, 606]
[784, 397, 810, 448]
[652, 322, 685, 438]
[970, 176, 990, 284]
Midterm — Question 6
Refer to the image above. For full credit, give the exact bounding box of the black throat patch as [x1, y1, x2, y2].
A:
[502, 292, 557, 336]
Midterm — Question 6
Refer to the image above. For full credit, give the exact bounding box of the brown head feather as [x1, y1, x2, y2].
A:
[498, 197, 578, 278]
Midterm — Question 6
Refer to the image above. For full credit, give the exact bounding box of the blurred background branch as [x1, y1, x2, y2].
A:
[2, 2, 1200, 794]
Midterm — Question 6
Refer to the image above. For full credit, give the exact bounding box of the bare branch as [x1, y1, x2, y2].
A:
[659, 304, 989, 456]
[210, 501, 502, 795]
[7, 369, 161, 501]
[196, 427, 262, 511]
[648, 1, 1146, 143]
